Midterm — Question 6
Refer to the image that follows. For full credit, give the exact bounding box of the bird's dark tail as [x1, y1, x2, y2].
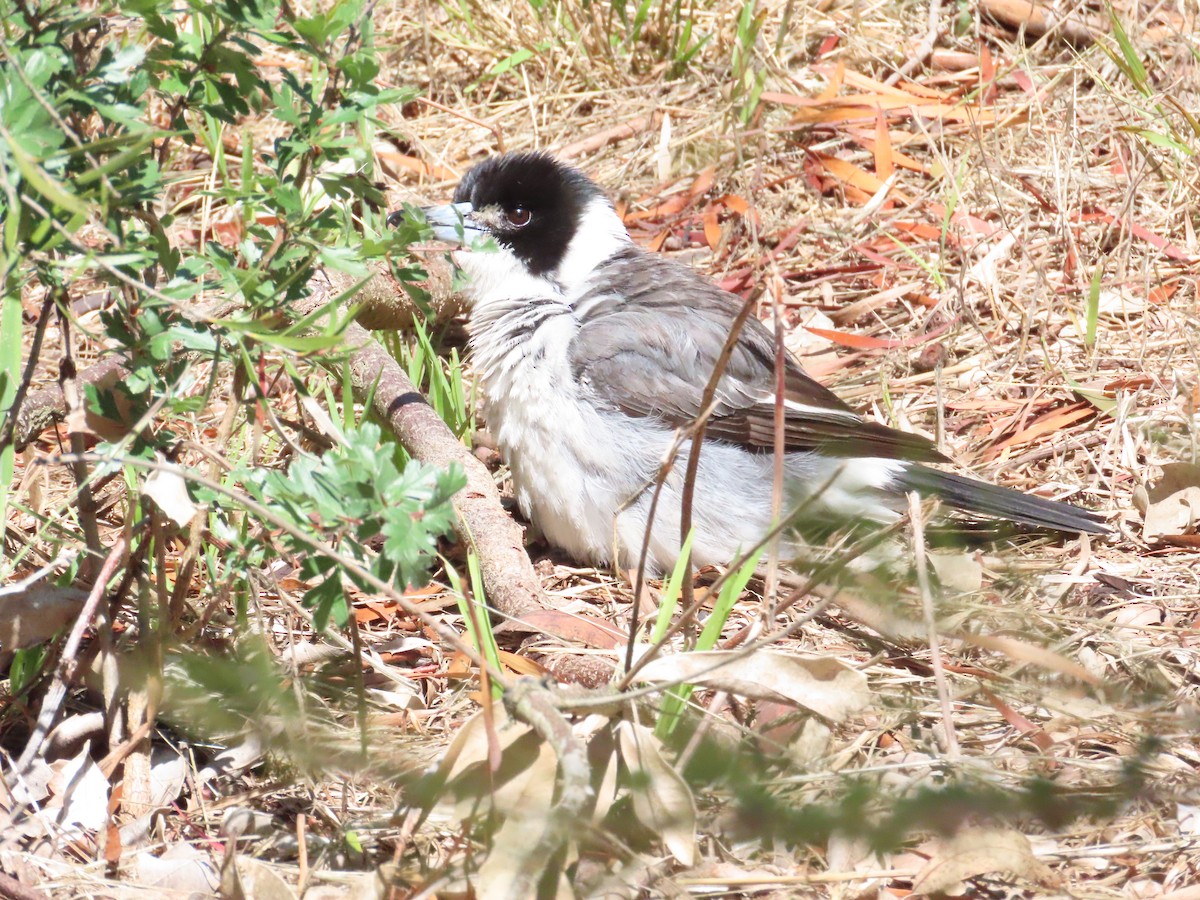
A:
[893, 465, 1109, 535]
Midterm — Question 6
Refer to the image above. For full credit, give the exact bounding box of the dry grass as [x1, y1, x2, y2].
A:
[6, 0, 1200, 896]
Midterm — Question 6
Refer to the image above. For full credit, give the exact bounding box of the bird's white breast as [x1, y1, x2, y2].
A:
[470, 304, 665, 566]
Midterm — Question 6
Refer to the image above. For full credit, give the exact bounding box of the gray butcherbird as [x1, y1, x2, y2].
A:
[388, 152, 1107, 571]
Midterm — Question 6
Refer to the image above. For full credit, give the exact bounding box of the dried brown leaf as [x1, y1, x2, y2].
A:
[636, 650, 869, 720]
[617, 721, 695, 865]
[911, 827, 1051, 895]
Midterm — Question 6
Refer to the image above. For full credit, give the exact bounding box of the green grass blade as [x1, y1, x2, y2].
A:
[655, 546, 762, 738]
[649, 528, 695, 645]
[1085, 264, 1102, 349]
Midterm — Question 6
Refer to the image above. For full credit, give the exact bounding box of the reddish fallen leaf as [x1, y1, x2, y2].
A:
[924, 202, 998, 241]
[716, 193, 749, 214]
[211, 212, 242, 248]
[354, 606, 383, 625]
[981, 686, 1056, 753]
[689, 166, 716, 197]
[958, 632, 1100, 684]
[805, 320, 950, 350]
[930, 49, 980, 71]
[625, 193, 691, 222]
[815, 154, 896, 200]
[1079, 206, 1194, 262]
[516, 609, 627, 649]
[765, 92, 997, 125]
[816, 34, 840, 60]
[814, 63, 949, 99]
[982, 403, 1095, 459]
[892, 220, 946, 242]
[1103, 374, 1155, 391]
[874, 107, 894, 179]
[375, 150, 458, 182]
[1159, 534, 1200, 548]
[716, 272, 751, 292]
[498, 650, 550, 677]
[851, 243, 916, 269]
[703, 205, 721, 250]
[980, 42, 997, 104]
[557, 114, 659, 159]
[1150, 280, 1182, 304]
[445, 651, 471, 679]
[851, 134, 930, 174]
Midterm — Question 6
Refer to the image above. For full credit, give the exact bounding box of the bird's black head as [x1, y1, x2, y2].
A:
[450, 152, 604, 277]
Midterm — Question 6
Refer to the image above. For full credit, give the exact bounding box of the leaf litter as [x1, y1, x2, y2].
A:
[5, 0, 1200, 896]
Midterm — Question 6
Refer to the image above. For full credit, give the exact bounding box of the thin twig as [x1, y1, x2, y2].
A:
[908, 492, 959, 759]
[885, 0, 944, 85]
[45, 452, 499, 680]
[501, 677, 592, 897]
[16, 535, 128, 773]
[416, 97, 506, 154]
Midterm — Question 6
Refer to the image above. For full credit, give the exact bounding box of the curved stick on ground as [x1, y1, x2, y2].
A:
[294, 272, 545, 623]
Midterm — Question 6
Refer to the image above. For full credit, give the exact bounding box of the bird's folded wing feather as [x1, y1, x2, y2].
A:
[569, 282, 949, 464]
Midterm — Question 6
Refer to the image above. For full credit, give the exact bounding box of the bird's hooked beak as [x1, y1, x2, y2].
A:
[385, 201, 481, 244]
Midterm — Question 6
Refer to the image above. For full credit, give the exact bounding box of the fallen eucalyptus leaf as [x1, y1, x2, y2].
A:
[617, 721, 695, 866]
[636, 650, 869, 721]
[143, 466, 199, 528]
[1142, 463, 1200, 541]
[911, 827, 1051, 896]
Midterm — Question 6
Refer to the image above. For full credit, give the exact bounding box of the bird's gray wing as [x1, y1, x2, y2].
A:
[569, 255, 947, 463]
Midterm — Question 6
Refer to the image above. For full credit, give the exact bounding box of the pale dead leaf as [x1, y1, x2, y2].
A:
[303, 871, 385, 900]
[573, 715, 619, 824]
[198, 734, 264, 785]
[1107, 603, 1163, 628]
[0, 583, 86, 651]
[1178, 803, 1200, 837]
[635, 651, 869, 721]
[134, 844, 220, 893]
[439, 707, 560, 821]
[655, 112, 672, 183]
[232, 857, 299, 900]
[617, 721, 696, 865]
[366, 686, 425, 711]
[476, 811, 573, 900]
[7, 756, 53, 807]
[928, 550, 983, 593]
[785, 307, 836, 356]
[911, 827, 1051, 896]
[956, 632, 1100, 684]
[441, 705, 527, 783]
[1143, 463, 1200, 541]
[142, 746, 188, 809]
[46, 745, 109, 836]
[143, 466, 198, 528]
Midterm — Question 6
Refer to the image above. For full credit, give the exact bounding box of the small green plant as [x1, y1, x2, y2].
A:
[730, 0, 767, 123]
[236, 422, 464, 629]
[446, 548, 504, 697]
[385, 318, 476, 439]
[655, 545, 762, 738]
[1085, 263, 1103, 350]
[0, 0, 456, 762]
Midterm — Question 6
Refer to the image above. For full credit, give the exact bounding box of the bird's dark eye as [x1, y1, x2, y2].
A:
[506, 207, 532, 227]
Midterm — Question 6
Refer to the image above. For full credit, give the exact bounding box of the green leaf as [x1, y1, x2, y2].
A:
[5, 135, 89, 216]
[1085, 264, 1102, 349]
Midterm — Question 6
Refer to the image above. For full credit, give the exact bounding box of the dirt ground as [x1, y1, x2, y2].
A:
[6, 0, 1200, 896]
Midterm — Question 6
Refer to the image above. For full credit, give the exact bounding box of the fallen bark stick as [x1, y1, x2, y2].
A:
[978, 0, 1104, 45]
[295, 271, 546, 623]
